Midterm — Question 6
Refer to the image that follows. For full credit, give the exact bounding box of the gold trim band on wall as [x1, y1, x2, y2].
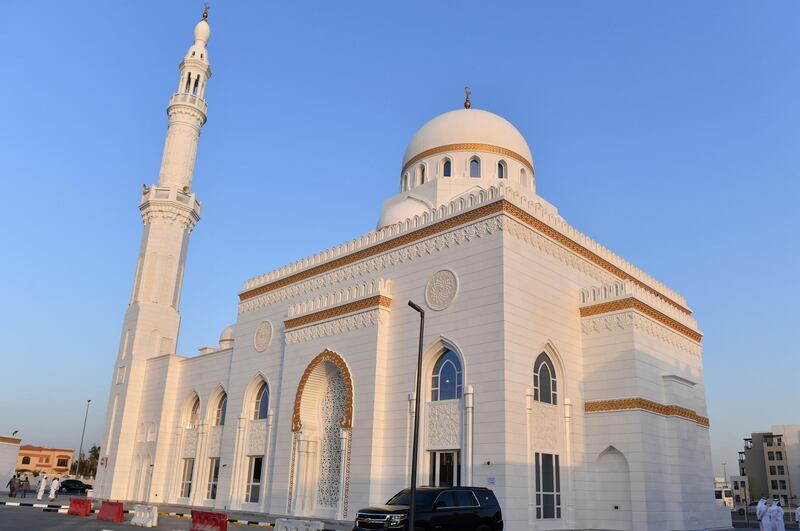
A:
[284, 295, 392, 330]
[585, 398, 709, 427]
[402, 143, 534, 175]
[580, 297, 701, 342]
[240, 199, 690, 315]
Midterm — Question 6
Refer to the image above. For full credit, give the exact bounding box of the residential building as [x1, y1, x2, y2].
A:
[730, 475, 749, 507]
[16, 445, 73, 477]
[738, 425, 800, 507]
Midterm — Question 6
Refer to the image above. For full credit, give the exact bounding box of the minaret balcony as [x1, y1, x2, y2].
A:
[140, 185, 201, 214]
[168, 92, 208, 115]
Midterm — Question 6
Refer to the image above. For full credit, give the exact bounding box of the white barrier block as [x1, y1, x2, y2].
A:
[130, 504, 158, 527]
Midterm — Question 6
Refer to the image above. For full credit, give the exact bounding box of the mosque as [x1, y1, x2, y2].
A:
[94, 10, 732, 531]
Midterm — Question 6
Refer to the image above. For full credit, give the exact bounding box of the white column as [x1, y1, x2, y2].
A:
[525, 389, 535, 527]
[563, 398, 575, 528]
[191, 423, 208, 506]
[465, 385, 474, 486]
[337, 429, 351, 520]
[229, 416, 247, 509]
[261, 409, 274, 513]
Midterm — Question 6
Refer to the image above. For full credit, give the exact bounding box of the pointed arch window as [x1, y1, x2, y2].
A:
[497, 161, 507, 179]
[214, 393, 227, 426]
[469, 157, 481, 178]
[253, 381, 269, 420]
[533, 353, 557, 405]
[520, 168, 528, 187]
[403, 172, 411, 191]
[432, 350, 463, 401]
[418, 165, 427, 184]
[442, 159, 452, 177]
[187, 396, 200, 428]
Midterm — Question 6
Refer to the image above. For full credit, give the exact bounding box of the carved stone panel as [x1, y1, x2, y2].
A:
[247, 419, 267, 456]
[425, 399, 462, 450]
[531, 402, 560, 454]
[254, 321, 273, 352]
[425, 270, 458, 311]
[182, 428, 198, 458]
[208, 425, 223, 458]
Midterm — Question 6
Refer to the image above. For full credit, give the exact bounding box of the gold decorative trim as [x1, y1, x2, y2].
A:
[585, 398, 709, 427]
[580, 297, 701, 342]
[239, 199, 691, 315]
[284, 295, 392, 330]
[402, 143, 534, 175]
[292, 349, 354, 432]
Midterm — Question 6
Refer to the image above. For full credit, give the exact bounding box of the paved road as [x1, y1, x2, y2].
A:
[0, 504, 192, 530]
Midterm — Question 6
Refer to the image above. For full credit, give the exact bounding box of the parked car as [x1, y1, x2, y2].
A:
[59, 479, 92, 494]
[354, 486, 503, 531]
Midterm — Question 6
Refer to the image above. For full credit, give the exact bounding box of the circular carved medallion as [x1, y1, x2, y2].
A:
[425, 269, 459, 311]
[253, 321, 273, 352]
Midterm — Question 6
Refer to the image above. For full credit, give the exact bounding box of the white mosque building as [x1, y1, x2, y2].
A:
[94, 11, 732, 531]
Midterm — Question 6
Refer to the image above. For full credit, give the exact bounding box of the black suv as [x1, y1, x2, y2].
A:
[59, 479, 92, 494]
[354, 486, 503, 531]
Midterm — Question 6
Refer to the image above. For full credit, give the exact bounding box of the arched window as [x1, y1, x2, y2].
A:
[533, 353, 557, 405]
[469, 157, 481, 178]
[442, 159, 452, 177]
[432, 350, 463, 401]
[253, 381, 269, 420]
[497, 161, 506, 179]
[214, 393, 227, 426]
[187, 396, 200, 428]
[22, 456, 30, 465]
[418, 165, 426, 184]
[401, 173, 409, 192]
[520, 168, 528, 188]
[403, 172, 411, 191]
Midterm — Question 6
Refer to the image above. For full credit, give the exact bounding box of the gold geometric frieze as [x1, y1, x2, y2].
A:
[284, 295, 392, 330]
[584, 397, 709, 427]
[579, 297, 702, 342]
[291, 349, 354, 432]
[239, 199, 691, 316]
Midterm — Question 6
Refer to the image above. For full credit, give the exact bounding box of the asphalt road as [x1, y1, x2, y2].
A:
[0, 505, 192, 530]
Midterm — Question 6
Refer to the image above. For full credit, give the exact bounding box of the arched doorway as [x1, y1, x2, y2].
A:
[595, 446, 633, 530]
[289, 350, 353, 520]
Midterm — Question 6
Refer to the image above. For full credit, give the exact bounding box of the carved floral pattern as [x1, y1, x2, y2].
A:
[247, 419, 267, 455]
[292, 350, 354, 432]
[425, 270, 458, 311]
[254, 321, 273, 352]
[182, 428, 198, 457]
[425, 400, 462, 450]
[316, 370, 345, 508]
[285, 310, 382, 344]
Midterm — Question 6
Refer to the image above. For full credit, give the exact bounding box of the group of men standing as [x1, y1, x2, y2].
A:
[755, 497, 800, 531]
[5, 474, 61, 501]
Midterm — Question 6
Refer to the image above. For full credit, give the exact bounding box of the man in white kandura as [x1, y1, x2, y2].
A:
[768, 499, 785, 531]
[48, 477, 60, 501]
[794, 504, 800, 525]
[36, 475, 47, 501]
[757, 498, 770, 531]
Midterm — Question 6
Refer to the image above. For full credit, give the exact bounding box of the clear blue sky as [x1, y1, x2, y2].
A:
[1, 2, 797, 478]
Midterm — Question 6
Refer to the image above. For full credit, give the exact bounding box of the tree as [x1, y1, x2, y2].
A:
[85, 444, 100, 478]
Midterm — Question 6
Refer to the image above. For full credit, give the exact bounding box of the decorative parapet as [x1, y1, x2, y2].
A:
[580, 296, 701, 343]
[240, 183, 688, 313]
[585, 397, 709, 427]
[580, 280, 697, 330]
[286, 278, 390, 319]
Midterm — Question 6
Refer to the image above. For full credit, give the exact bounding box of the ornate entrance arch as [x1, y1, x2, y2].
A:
[288, 349, 354, 520]
[292, 349, 354, 432]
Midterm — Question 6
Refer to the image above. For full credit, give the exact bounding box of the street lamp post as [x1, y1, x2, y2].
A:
[407, 301, 425, 531]
[77, 399, 91, 477]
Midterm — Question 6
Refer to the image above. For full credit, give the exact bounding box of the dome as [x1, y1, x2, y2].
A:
[194, 19, 211, 45]
[402, 109, 532, 170]
[218, 325, 234, 349]
[377, 196, 431, 229]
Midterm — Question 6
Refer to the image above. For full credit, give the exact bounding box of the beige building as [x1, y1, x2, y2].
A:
[738, 425, 800, 507]
[16, 445, 73, 477]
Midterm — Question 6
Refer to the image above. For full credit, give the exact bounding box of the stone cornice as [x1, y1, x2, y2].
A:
[140, 201, 201, 232]
[284, 295, 392, 330]
[580, 297, 701, 342]
[585, 398, 709, 427]
[285, 310, 383, 344]
[581, 312, 702, 357]
[240, 191, 690, 315]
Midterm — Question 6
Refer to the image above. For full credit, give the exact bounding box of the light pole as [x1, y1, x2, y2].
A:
[407, 301, 425, 531]
[722, 462, 728, 485]
[77, 399, 91, 477]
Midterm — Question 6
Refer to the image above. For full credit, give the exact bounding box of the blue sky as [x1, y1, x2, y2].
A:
[1, 2, 797, 478]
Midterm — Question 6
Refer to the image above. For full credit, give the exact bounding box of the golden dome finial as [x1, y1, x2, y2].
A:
[464, 86, 472, 109]
[202, 2, 210, 20]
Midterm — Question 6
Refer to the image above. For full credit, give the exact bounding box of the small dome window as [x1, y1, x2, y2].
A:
[520, 168, 528, 188]
[469, 157, 481, 178]
[418, 165, 426, 184]
[442, 159, 452, 177]
[497, 161, 507, 179]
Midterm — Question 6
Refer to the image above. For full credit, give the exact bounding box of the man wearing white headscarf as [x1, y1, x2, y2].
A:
[756, 498, 770, 531]
[794, 504, 800, 525]
[36, 475, 47, 501]
[768, 499, 784, 531]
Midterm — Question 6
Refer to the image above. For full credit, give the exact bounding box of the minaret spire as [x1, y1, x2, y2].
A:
[95, 12, 213, 501]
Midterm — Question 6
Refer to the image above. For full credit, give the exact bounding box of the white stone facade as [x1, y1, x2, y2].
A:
[95, 12, 732, 531]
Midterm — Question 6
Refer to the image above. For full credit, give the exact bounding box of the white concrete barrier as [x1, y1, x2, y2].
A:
[130, 504, 159, 527]
[274, 518, 325, 531]
[85, 489, 94, 499]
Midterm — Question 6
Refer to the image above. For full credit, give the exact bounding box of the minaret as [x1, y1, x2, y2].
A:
[95, 10, 212, 500]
